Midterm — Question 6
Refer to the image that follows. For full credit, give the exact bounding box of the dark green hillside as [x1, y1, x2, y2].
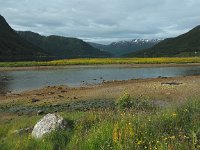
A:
[125, 25, 200, 57]
[17, 31, 111, 59]
[0, 15, 49, 61]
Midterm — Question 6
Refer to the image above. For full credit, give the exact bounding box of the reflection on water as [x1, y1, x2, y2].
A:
[0, 66, 200, 94]
[0, 74, 12, 95]
[0, 81, 8, 95]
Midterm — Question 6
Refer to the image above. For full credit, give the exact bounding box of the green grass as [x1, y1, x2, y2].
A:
[1, 57, 200, 67]
[0, 95, 200, 150]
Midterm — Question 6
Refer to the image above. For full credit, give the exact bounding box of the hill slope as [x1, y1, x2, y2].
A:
[126, 25, 200, 57]
[17, 31, 111, 59]
[89, 39, 161, 57]
[0, 15, 49, 61]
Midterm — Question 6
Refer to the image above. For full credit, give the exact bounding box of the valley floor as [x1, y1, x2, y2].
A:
[0, 75, 200, 149]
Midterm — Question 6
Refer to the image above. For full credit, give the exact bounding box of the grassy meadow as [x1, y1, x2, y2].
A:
[0, 94, 199, 150]
[1, 57, 200, 67]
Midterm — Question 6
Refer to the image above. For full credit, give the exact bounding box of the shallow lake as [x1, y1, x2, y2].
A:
[1, 65, 200, 94]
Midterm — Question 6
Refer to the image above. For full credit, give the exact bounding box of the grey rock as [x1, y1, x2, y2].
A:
[32, 113, 67, 138]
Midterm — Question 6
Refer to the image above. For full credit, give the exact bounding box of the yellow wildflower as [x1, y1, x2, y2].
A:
[172, 113, 177, 117]
[137, 140, 142, 145]
[113, 123, 119, 143]
[169, 136, 175, 139]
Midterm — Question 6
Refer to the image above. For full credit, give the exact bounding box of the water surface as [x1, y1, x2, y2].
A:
[0, 66, 200, 94]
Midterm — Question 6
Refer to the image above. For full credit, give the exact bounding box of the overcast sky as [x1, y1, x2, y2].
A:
[1, 0, 200, 44]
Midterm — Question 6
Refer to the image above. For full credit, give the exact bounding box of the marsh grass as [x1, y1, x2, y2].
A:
[1, 57, 200, 67]
[0, 97, 200, 150]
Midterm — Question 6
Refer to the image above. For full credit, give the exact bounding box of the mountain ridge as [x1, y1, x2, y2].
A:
[0, 15, 49, 61]
[17, 31, 111, 59]
[125, 25, 200, 57]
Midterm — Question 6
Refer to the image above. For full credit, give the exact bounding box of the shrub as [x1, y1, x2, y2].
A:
[116, 93, 156, 110]
[115, 93, 131, 109]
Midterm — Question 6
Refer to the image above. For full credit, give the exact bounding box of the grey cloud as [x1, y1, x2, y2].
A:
[0, 0, 200, 44]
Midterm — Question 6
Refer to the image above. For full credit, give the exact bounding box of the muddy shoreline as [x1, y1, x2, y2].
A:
[1, 75, 200, 103]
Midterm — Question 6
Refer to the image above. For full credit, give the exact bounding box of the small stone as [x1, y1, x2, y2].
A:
[48, 92, 55, 95]
[31, 98, 40, 103]
[37, 110, 44, 115]
[61, 90, 67, 93]
[58, 95, 64, 98]
[158, 76, 168, 79]
[2, 77, 9, 81]
[57, 87, 63, 90]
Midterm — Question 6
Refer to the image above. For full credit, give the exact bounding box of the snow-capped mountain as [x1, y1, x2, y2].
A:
[89, 39, 163, 57]
[110, 39, 163, 47]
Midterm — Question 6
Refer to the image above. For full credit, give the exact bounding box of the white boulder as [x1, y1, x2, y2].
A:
[32, 113, 67, 138]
